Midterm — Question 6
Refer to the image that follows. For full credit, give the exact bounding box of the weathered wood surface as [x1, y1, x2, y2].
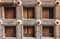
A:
[2, 19, 55, 26]
[22, 19, 35, 26]
[4, 37, 16, 39]
[0, 26, 3, 39]
[41, 1, 55, 7]
[1, 0, 16, 3]
[0, 0, 59, 39]
[41, 0, 55, 1]
[0, 6, 2, 19]
[16, 6, 23, 19]
[41, 19, 55, 26]
[55, 4, 60, 39]
[2, 19, 16, 26]
[55, 6, 60, 19]
[35, 26, 42, 39]
[22, 1, 35, 7]
[35, 5, 42, 19]
[16, 25, 22, 39]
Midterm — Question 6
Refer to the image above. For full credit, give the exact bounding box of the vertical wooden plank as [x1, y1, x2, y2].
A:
[35, 5, 42, 19]
[55, 26, 60, 39]
[0, 25, 3, 39]
[0, 6, 2, 19]
[16, 6, 23, 19]
[35, 25, 42, 39]
[35, 1, 42, 39]
[23, 7, 27, 19]
[16, 25, 22, 39]
[1, 6, 4, 19]
[55, 6, 60, 19]
[16, 5, 23, 39]
[55, 5, 60, 39]
[0, 6, 4, 39]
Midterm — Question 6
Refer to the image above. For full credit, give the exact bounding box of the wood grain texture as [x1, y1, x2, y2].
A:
[5, 7, 16, 19]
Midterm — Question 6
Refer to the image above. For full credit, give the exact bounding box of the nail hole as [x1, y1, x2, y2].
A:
[56, 2, 59, 5]
[17, 2, 20, 4]
[18, 22, 20, 24]
[56, 22, 59, 24]
[37, 2, 40, 4]
[37, 22, 40, 24]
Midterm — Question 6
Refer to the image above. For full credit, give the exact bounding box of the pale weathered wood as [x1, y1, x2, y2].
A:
[1, 6, 4, 19]
[41, 0, 55, 1]
[22, 19, 35, 26]
[2, 19, 35, 26]
[16, 6, 23, 19]
[3, 19, 16, 26]
[16, 25, 23, 39]
[55, 5, 60, 19]
[4, 37, 16, 39]
[0, 0, 58, 39]
[55, 26, 60, 39]
[35, 4, 42, 39]
[35, 26, 42, 39]
[0, 6, 2, 19]
[22, 0, 35, 1]
[23, 37, 35, 39]
[41, 1, 55, 7]
[41, 19, 55, 26]
[0, 26, 3, 39]
[22, 1, 35, 7]
[54, 5, 60, 39]
[35, 5, 42, 19]
[1, 0, 16, 3]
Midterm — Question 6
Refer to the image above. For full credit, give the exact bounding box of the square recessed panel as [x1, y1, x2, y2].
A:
[4, 26, 16, 37]
[4, 7, 16, 19]
[23, 7, 35, 19]
[42, 7, 54, 19]
[42, 26, 54, 37]
[23, 26, 35, 37]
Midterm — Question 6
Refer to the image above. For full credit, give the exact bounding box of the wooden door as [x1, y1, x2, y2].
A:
[5, 7, 16, 19]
